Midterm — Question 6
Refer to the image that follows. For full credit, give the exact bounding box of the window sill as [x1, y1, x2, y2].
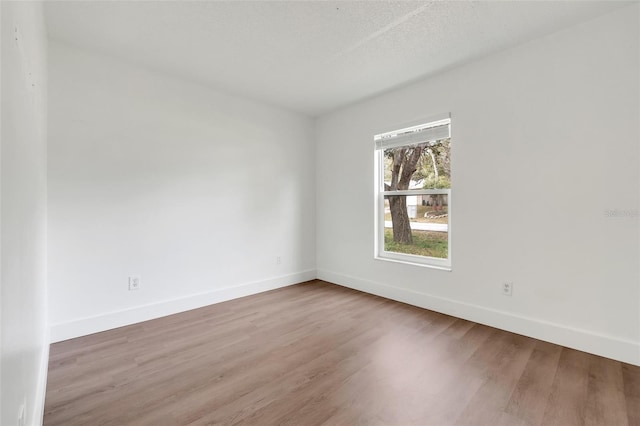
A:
[374, 254, 452, 271]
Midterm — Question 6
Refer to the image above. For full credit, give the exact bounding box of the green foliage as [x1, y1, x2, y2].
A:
[422, 176, 451, 189]
[417, 138, 451, 185]
[384, 229, 448, 258]
[383, 138, 451, 187]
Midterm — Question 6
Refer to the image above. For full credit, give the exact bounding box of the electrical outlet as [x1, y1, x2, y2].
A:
[128, 275, 141, 291]
[502, 282, 513, 296]
[276, 256, 282, 265]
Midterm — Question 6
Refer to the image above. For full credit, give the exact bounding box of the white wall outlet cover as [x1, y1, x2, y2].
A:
[502, 282, 513, 296]
[128, 275, 141, 290]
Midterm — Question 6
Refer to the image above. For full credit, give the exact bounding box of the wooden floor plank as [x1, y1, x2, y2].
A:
[584, 355, 628, 426]
[504, 340, 563, 425]
[622, 362, 640, 425]
[44, 280, 640, 425]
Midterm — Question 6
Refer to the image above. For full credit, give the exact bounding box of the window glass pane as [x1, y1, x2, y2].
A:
[376, 117, 451, 267]
[384, 195, 449, 259]
[383, 138, 450, 191]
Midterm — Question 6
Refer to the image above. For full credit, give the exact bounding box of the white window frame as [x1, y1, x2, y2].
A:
[374, 114, 452, 270]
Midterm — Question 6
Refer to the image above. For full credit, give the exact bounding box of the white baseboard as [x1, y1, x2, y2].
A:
[317, 268, 640, 366]
[50, 269, 316, 343]
[34, 326, 50, 426]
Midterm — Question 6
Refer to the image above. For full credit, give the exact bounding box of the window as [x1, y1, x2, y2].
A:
[374, 115, 451, 269]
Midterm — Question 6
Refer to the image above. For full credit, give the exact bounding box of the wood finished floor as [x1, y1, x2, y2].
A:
[44, 280, 640, 426]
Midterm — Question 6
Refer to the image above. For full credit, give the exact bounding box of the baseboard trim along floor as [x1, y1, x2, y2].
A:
[49, 269, 316, 343]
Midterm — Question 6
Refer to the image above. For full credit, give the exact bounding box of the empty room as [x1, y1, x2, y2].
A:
[2, 0, 639, 425]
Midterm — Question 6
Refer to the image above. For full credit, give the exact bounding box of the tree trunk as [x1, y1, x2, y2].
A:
[388, 195, 412, 244]
[386, 144, 426, 245]
[427, 148, 438, 182]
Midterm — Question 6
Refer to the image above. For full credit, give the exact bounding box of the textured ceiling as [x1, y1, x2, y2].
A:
[44, 1, 629, 116]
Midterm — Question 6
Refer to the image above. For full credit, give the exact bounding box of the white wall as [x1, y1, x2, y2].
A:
[48, 42, 316, 341]
[316, 5, 640, 365]
[1, 1, 49, 425]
